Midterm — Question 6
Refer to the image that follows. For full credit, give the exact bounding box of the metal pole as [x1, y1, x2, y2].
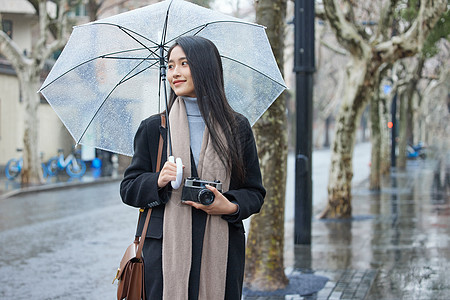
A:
[294, 0, 315, 245]
[391, 93, 397, 168]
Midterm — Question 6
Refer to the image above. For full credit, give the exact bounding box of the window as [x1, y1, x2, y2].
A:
[2, 20, 12, 39]
[68, 3, 87, 17]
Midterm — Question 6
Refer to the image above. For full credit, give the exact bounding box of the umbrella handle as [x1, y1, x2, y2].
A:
[169, 156, 183, 189]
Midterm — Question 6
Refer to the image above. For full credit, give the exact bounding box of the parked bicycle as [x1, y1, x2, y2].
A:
[47, 148, 86, 178]
[5, 149, 49, 180]
[407, 142, 427, 159]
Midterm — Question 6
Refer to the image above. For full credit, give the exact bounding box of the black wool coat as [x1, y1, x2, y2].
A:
[120, 113, 265, 300]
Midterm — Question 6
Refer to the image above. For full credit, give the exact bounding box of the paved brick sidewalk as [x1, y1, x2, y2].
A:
[243, 269, 377, 300]
[312, 270, 377, 300]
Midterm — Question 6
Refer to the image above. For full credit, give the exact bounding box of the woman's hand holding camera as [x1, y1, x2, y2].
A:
[183, 185, 238, 215]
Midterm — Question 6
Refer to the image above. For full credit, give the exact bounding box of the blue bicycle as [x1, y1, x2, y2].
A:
[47, 148, 86, 178]
[5, 149, 49, 180]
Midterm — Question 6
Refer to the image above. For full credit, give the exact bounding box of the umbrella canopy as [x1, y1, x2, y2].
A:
[39, 0, 287, 156]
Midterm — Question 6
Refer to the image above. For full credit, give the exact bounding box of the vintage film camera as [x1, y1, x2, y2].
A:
[181, 177, 222, 206]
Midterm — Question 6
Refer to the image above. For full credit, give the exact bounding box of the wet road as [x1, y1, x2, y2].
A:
[0, 181, 134, 299]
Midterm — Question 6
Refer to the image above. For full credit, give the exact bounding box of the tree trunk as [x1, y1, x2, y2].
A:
[369, 97, 381, 190]
[319, 57, 375, 219]
[20, 72, 44, 184]
[397, 56, 425, 168]
[369, 62, 391, 189]
[397, 92, 407, 169]
[407, 56, 425, 144]
[244, 0, 289, 291]
[380, 98, 391, 175]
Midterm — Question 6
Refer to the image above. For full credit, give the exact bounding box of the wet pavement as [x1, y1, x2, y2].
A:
[0, 166, 121, 199]
[271, 159, 449, 300]
[0, 147, 448, 299]
[0, 180, 135, 299]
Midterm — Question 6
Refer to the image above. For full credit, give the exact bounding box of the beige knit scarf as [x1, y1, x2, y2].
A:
[162, 97, 230, 300]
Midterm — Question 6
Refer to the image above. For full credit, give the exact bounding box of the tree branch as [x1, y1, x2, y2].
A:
[0, 31, 29, 71]
[34, 0, 48, 54]
[320, 39, 347, 55]
[322, 0, 369, 57]
[32, 0, 69, 69]
[39, 39, 63, 68]
[57, 0, 69, 41]
[375, 0, 399, 42]
[375, 0, 447, 62]
[315, 1, 326, 20]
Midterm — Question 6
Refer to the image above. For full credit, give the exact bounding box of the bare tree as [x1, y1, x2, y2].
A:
[0, 0, 69, 184]
[319, 0, 446, 218]
[244, 0, 289, 291]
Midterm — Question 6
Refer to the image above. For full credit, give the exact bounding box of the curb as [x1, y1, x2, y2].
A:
[0, 176, 122, 200]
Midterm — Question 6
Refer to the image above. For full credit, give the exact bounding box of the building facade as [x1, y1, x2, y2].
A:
[0, 0, 78, 167]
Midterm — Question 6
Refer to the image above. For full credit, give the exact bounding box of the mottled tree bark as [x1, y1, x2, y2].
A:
[244, 0, 289, 291]
[379, 97, 391, 175]
[369, 63, 390, 190]
[406, 57, 425, 142]
[397, 92, 408, 169]
[21, 72, 43, 184]
[397, 56, 425, 168]
[319, 56, 376, 218]
[369, 96, 381, 190]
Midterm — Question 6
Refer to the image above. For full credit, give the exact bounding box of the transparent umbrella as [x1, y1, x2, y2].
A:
[39, 0, 287, 156]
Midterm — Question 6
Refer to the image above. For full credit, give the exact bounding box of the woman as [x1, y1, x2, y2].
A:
[120, 36, 265, 300]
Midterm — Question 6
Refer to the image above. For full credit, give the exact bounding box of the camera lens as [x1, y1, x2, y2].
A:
[198, 189, 215, 205]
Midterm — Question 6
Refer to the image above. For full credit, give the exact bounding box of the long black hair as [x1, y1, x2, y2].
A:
[167, 36, 245, 181]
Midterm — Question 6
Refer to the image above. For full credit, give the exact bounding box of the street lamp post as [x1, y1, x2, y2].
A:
[294, 0, 315, 245]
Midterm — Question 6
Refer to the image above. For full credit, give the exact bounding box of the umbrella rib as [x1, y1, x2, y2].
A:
[118, 26, 164, 56]
[160, 0, 173, 46]
[39, 48, 158, 91]
[102, 56, 160, 61]
[91, 22, 160, 48]
[164, 20, 264, 45]
[77, 54, 157, 144]
[119, 60, 159, 84]
[102, 46, 160, 61]
[92, 22, 169, 60]
[221, 55, 287, 89]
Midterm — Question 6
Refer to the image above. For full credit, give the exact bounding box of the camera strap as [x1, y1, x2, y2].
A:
[190, 147, 199, 178]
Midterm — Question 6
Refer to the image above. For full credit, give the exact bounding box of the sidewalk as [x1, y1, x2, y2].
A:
[0, 167, 122, 199]
[245, 158, 449, 299]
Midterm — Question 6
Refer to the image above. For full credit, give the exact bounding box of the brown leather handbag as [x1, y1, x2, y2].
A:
[113, 114, 165, 300]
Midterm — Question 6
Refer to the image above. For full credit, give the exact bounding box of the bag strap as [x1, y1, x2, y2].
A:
[135, 113, 166, 259]
[156, 114, 165, 172]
